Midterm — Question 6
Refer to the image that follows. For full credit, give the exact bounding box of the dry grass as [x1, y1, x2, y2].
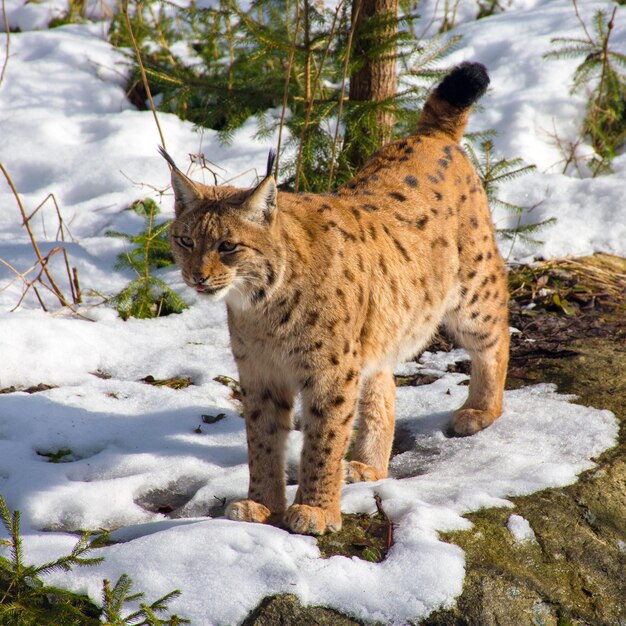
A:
[509, 253, 626, 314]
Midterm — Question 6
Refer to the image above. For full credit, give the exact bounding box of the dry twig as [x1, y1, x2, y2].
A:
[0, 163, 90, 317]
[0, 163, 70, 308]
[123, 0, 167, 149]
[374, 493, 393, 550]
[294, 0, 344, 191]
[275, 4, 302, 182]
[26, 193, 74, 242]
[0, 0, 9, 86]
[327, 0, 362, 192]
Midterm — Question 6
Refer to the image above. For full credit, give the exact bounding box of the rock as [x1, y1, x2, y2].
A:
[241, 594, 366, 626]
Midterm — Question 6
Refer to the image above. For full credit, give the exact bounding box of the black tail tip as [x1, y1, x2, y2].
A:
[436, 62, 490, 108]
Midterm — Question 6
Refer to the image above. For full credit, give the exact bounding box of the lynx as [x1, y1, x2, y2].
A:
[161, 62, 509, 535]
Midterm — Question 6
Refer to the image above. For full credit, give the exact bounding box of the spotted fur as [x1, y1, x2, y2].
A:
[163, 62, 509, 535]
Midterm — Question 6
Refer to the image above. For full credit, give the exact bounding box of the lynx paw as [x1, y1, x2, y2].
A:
[226, 499, 272, 524]
[284, 504, 342, 535]
[345, 460, 386, 483]
[451, 408, 498, 437]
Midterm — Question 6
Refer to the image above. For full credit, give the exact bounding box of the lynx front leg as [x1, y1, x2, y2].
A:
[347, 369, 396, 483]
[226, 381, 293, 525]
[284, 374, 359, 535]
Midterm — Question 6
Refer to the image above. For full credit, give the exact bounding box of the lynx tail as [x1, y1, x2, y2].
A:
[416, 62, 490, 143]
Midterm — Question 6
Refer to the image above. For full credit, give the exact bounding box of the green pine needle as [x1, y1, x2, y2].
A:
[463, 134, 550, 250]
[107, 198, 187, 320]
[545, 6, 626, 174]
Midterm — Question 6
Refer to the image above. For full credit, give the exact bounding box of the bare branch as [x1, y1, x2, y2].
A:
[0, 0, 9, 86]
[327, 0, 362, 192]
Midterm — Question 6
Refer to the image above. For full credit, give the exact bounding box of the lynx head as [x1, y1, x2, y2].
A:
[161, 148, 284, 308]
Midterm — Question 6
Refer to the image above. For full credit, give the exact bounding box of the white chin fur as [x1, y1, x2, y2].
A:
[223, 280, 250, 310]
[196, 284, 232, 303]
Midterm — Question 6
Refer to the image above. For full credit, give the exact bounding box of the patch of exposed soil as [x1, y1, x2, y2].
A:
[422, 255, 626, 626]
[0, 382, 57, 394]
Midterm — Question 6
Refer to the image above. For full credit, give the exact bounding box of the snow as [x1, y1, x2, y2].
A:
[507, 514, 538, 544]
[0, 0, 622, 623]
[8, 375, 616, 625]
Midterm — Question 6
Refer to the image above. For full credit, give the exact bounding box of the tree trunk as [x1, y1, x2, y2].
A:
[345, 0, 398, 168]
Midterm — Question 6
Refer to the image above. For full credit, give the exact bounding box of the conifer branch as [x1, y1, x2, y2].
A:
[545, 1, 626, 174]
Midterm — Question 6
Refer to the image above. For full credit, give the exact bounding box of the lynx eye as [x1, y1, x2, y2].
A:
[176, 236, 194, 250]
[218, 240, 238, 254]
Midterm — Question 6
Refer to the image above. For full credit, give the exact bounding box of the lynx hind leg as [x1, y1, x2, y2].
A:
[445, 274, 510, 436]
[452, 331, 509, 436]
[346, 369, 396, 482]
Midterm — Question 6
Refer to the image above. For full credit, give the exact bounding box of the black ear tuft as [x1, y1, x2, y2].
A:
[158, 146, 178, 170]
[266, 149, 277, 179]
[436, 62, 490, 108]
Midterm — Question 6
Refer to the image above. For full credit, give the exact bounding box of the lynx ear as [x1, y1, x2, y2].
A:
[158, 146, 200, 216]
[171, 170, 201, 216]
[244, 175, 277, 224]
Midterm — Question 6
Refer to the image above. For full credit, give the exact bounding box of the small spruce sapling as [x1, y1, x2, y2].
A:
[0, 494, 103, 625]
[48, 0, 88, 27]
[545, 3, 626, 175]
[101, 573, 190, 625]
[464, 134, 555, 254]
[0, 495, 190, 625]
[106, 198, 187, 320]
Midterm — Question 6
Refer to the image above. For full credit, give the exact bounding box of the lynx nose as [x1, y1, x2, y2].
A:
[191, 272, 207, 285]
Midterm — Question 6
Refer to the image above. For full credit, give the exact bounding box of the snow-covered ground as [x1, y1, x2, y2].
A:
[0, 0, 623, 623]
